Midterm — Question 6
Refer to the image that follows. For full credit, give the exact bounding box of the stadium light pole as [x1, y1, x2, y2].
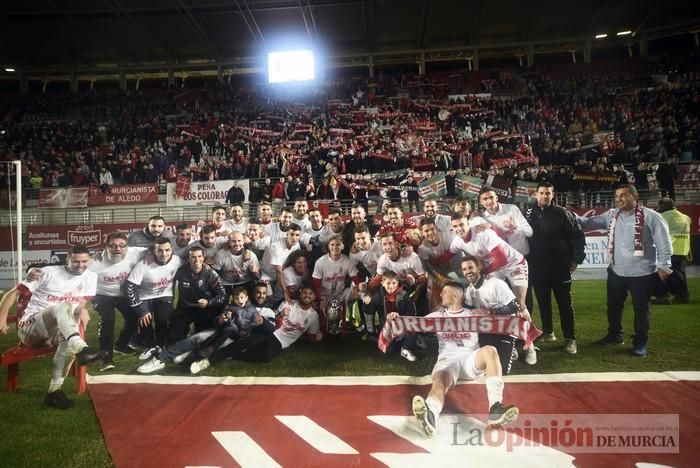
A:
[13, 160, 22, 283]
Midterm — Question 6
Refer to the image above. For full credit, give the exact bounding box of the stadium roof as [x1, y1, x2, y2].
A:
[1, 0, 699, 74]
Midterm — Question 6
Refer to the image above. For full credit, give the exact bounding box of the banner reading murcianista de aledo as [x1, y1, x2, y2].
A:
[166, 179, 250, 207]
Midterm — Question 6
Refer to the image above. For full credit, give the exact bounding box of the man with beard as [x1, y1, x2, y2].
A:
[189, 286, 322, 374]
[291, 198, 311, 232]
[0, 245, 102, 409]
[127, 215, 173, 248]
[126, 238, 183, 354]
[172, 223, 195, 259]
[265, 208, 296, 243]
[88, 232, 148, 370]
[261, 224, 303, 304]
[167, 246, 228, 343]
[343, 204, 378, 256]
[411, 196, 452, 232]
[224, 203, 249, 234]
[188, 224, 227, 266]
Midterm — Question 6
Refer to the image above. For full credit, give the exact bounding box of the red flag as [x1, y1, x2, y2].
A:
[175, 175, 191, 199]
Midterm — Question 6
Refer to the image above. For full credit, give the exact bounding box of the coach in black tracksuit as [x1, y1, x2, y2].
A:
[524, 182, 585, 351]
[169, 246, 228, 343]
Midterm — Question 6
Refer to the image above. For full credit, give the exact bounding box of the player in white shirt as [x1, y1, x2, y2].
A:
[318, 208, 346, 246]
[312, 236, 360, 333]
[172, 223, 195, 258]
[282, 251, 310, 300]
[187, 224, 228, 265]
[450, 213, 537, 365]
[223, 203, 249, 234]
[369, 232, 428, 315]
[245, 220, 271, 258]
[301, 207, 326, 263]
[126, 238, 183, 349]
[213, 231, 261, 294]
[461, 255, 520, 376]
[386, 281, 518, 437]
[264, 208, 295, 242]
[411, 196, 452, 233]
[350, 226, 383, 279]
[88, 231, 147, 370]
[478, 187, 533, 256]
[291, 199, 311, 232]
[261, 224, 302, 305]
[417, 218, 460, 284]
[189, 286, 322, 373]
[0, 245, 103, 410]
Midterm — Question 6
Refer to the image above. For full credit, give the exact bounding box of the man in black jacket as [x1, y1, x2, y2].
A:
[168, 246, 228, 342]
[524, 181, 585, 354]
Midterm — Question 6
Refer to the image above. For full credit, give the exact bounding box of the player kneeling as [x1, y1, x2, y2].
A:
[387, 282, 518, 437]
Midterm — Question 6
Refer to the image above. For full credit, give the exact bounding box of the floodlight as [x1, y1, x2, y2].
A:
[267, 50, 315, 84]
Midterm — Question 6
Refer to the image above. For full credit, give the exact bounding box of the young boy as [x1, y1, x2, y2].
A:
[363, 270, 417, 360]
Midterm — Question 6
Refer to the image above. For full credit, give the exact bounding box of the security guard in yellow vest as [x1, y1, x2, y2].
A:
[655, 198, 691, 304]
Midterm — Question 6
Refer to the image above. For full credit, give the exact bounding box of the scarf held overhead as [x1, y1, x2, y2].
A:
[378, 315, 542, 353]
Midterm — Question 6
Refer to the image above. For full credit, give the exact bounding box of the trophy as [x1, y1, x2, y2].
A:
[325, 300, 343, 335]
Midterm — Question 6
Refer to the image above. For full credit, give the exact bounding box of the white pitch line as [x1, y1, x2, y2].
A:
[275, 415, 359, 454]
[211, 431, 280, 468]
[87, 371, 700, 387]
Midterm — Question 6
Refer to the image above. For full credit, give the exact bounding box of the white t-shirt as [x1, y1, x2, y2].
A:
[127, 256, 183, 300]
[465, 276, 517, 311]
[213, 249, 260, 286]
[188, 237, 228, 260]
[261, 239, 300, 282]
[312, 254, 358, 300]
[349, 240, 383, 276]
[223, 218, 249, 235]
[376, 252, 425, 283]
[481, 203, 532, 255]
[450, 224, 523, 271]
[283, 266, 306, 296]
[265, 223, 288, 243]
[292, 215, 311, 232]
[89, 247, 147, 297]
[22, 266, 98, 320]
[172, 239, 195, 259]
[274, 301, 320, 349]
[410, 213, 453, 232]
[426, 307, 480, 355]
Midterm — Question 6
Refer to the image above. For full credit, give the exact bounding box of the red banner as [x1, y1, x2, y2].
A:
[677, 163, 699, 190]
[175, 175, 191, 199]
[88, 184, 159, 206]
[39, 187, 89, 209]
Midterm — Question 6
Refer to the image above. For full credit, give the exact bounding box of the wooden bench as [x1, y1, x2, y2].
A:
[0, 322, 87, 393]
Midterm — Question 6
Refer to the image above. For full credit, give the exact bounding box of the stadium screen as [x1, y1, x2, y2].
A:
[267, 50, 315, 84]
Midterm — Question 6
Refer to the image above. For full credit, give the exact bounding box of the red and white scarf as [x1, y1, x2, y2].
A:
[378, 315, 542, 352]
[608, 206, 645, 262]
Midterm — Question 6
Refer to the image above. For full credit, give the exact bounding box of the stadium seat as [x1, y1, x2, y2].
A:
[0, 322, 87, 394]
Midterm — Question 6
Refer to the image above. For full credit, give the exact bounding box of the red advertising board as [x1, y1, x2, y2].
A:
[39, 187, 89, 209]
[88, 184, 159, 206]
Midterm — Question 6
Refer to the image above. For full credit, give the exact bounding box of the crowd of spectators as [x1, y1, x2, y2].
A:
[0, 56, 698, 206]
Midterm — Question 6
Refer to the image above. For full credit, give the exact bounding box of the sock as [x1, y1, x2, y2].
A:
[48, 382, 62, 393]
[364, 313, 375, 333]
[67, 335, 87, 355]
[485, 376, 504, 409]
[425, 396, 443, 418]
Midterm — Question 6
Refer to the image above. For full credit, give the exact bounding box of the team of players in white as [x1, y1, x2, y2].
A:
[0, 192, 533, 433]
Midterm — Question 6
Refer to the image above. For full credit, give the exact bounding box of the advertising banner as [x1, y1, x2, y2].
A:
[88, 184, 159, 206]
[166, 179, 249, 207]
[0, 250, 53, 281]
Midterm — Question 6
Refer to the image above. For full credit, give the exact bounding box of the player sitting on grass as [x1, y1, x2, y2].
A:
[386, 281, 518, 437]
[138, 287, 273, 373]
[189, 286, 322, 374]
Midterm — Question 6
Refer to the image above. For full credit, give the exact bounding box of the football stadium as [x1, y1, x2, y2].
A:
[0, 1, 699, 466]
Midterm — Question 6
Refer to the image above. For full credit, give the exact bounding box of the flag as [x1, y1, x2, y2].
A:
[455, 174, 483, 200]
[175, 175, 191, 199]
[418, 174, 447, 198]
[514, 180, 538, 204]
